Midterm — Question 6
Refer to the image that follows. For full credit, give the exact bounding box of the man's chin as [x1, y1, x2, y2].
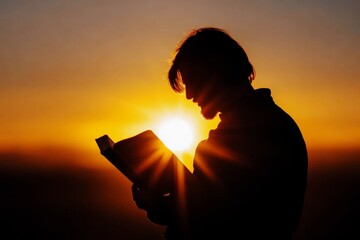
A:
[201, 108, 218, 120]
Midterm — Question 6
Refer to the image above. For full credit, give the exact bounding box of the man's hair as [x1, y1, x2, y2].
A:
[168, 27, 255, 93]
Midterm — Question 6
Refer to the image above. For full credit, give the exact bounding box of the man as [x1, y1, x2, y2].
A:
[132, 27, 308, 239]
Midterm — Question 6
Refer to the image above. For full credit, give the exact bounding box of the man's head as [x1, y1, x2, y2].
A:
[168, 27, 255, 119]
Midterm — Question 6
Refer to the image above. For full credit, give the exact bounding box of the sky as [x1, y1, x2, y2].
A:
[0, 0, 359, 167]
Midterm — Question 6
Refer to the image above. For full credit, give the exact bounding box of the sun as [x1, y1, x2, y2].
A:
[155, 117, 194, 153]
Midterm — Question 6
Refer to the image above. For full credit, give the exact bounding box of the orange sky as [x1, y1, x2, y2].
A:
[1, 1, 359, 167]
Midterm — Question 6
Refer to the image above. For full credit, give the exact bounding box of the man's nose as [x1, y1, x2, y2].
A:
[186, 89, 193, 100]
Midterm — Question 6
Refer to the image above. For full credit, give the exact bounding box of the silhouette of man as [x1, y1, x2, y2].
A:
[132, 27, 308, 240]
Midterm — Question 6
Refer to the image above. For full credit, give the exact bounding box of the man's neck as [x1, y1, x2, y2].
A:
[220, 84, 254, 113]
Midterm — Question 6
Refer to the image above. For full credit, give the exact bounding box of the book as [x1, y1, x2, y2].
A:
[95, 130, 193, 195]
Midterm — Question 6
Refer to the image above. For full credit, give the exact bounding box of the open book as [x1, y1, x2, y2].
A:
[95, 130, 192, 195]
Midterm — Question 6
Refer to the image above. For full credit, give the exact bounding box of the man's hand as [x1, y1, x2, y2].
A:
[131, 184, 160, 210]
[131, 184, 171, 225]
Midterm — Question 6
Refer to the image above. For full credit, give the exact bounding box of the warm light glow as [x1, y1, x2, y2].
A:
[156, 117, 194, 153]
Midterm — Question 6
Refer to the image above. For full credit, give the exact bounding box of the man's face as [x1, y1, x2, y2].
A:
[180, 68, 220, 120]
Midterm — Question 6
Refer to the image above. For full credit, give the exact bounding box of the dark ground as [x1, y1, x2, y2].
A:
[0, 148, 359, 240]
